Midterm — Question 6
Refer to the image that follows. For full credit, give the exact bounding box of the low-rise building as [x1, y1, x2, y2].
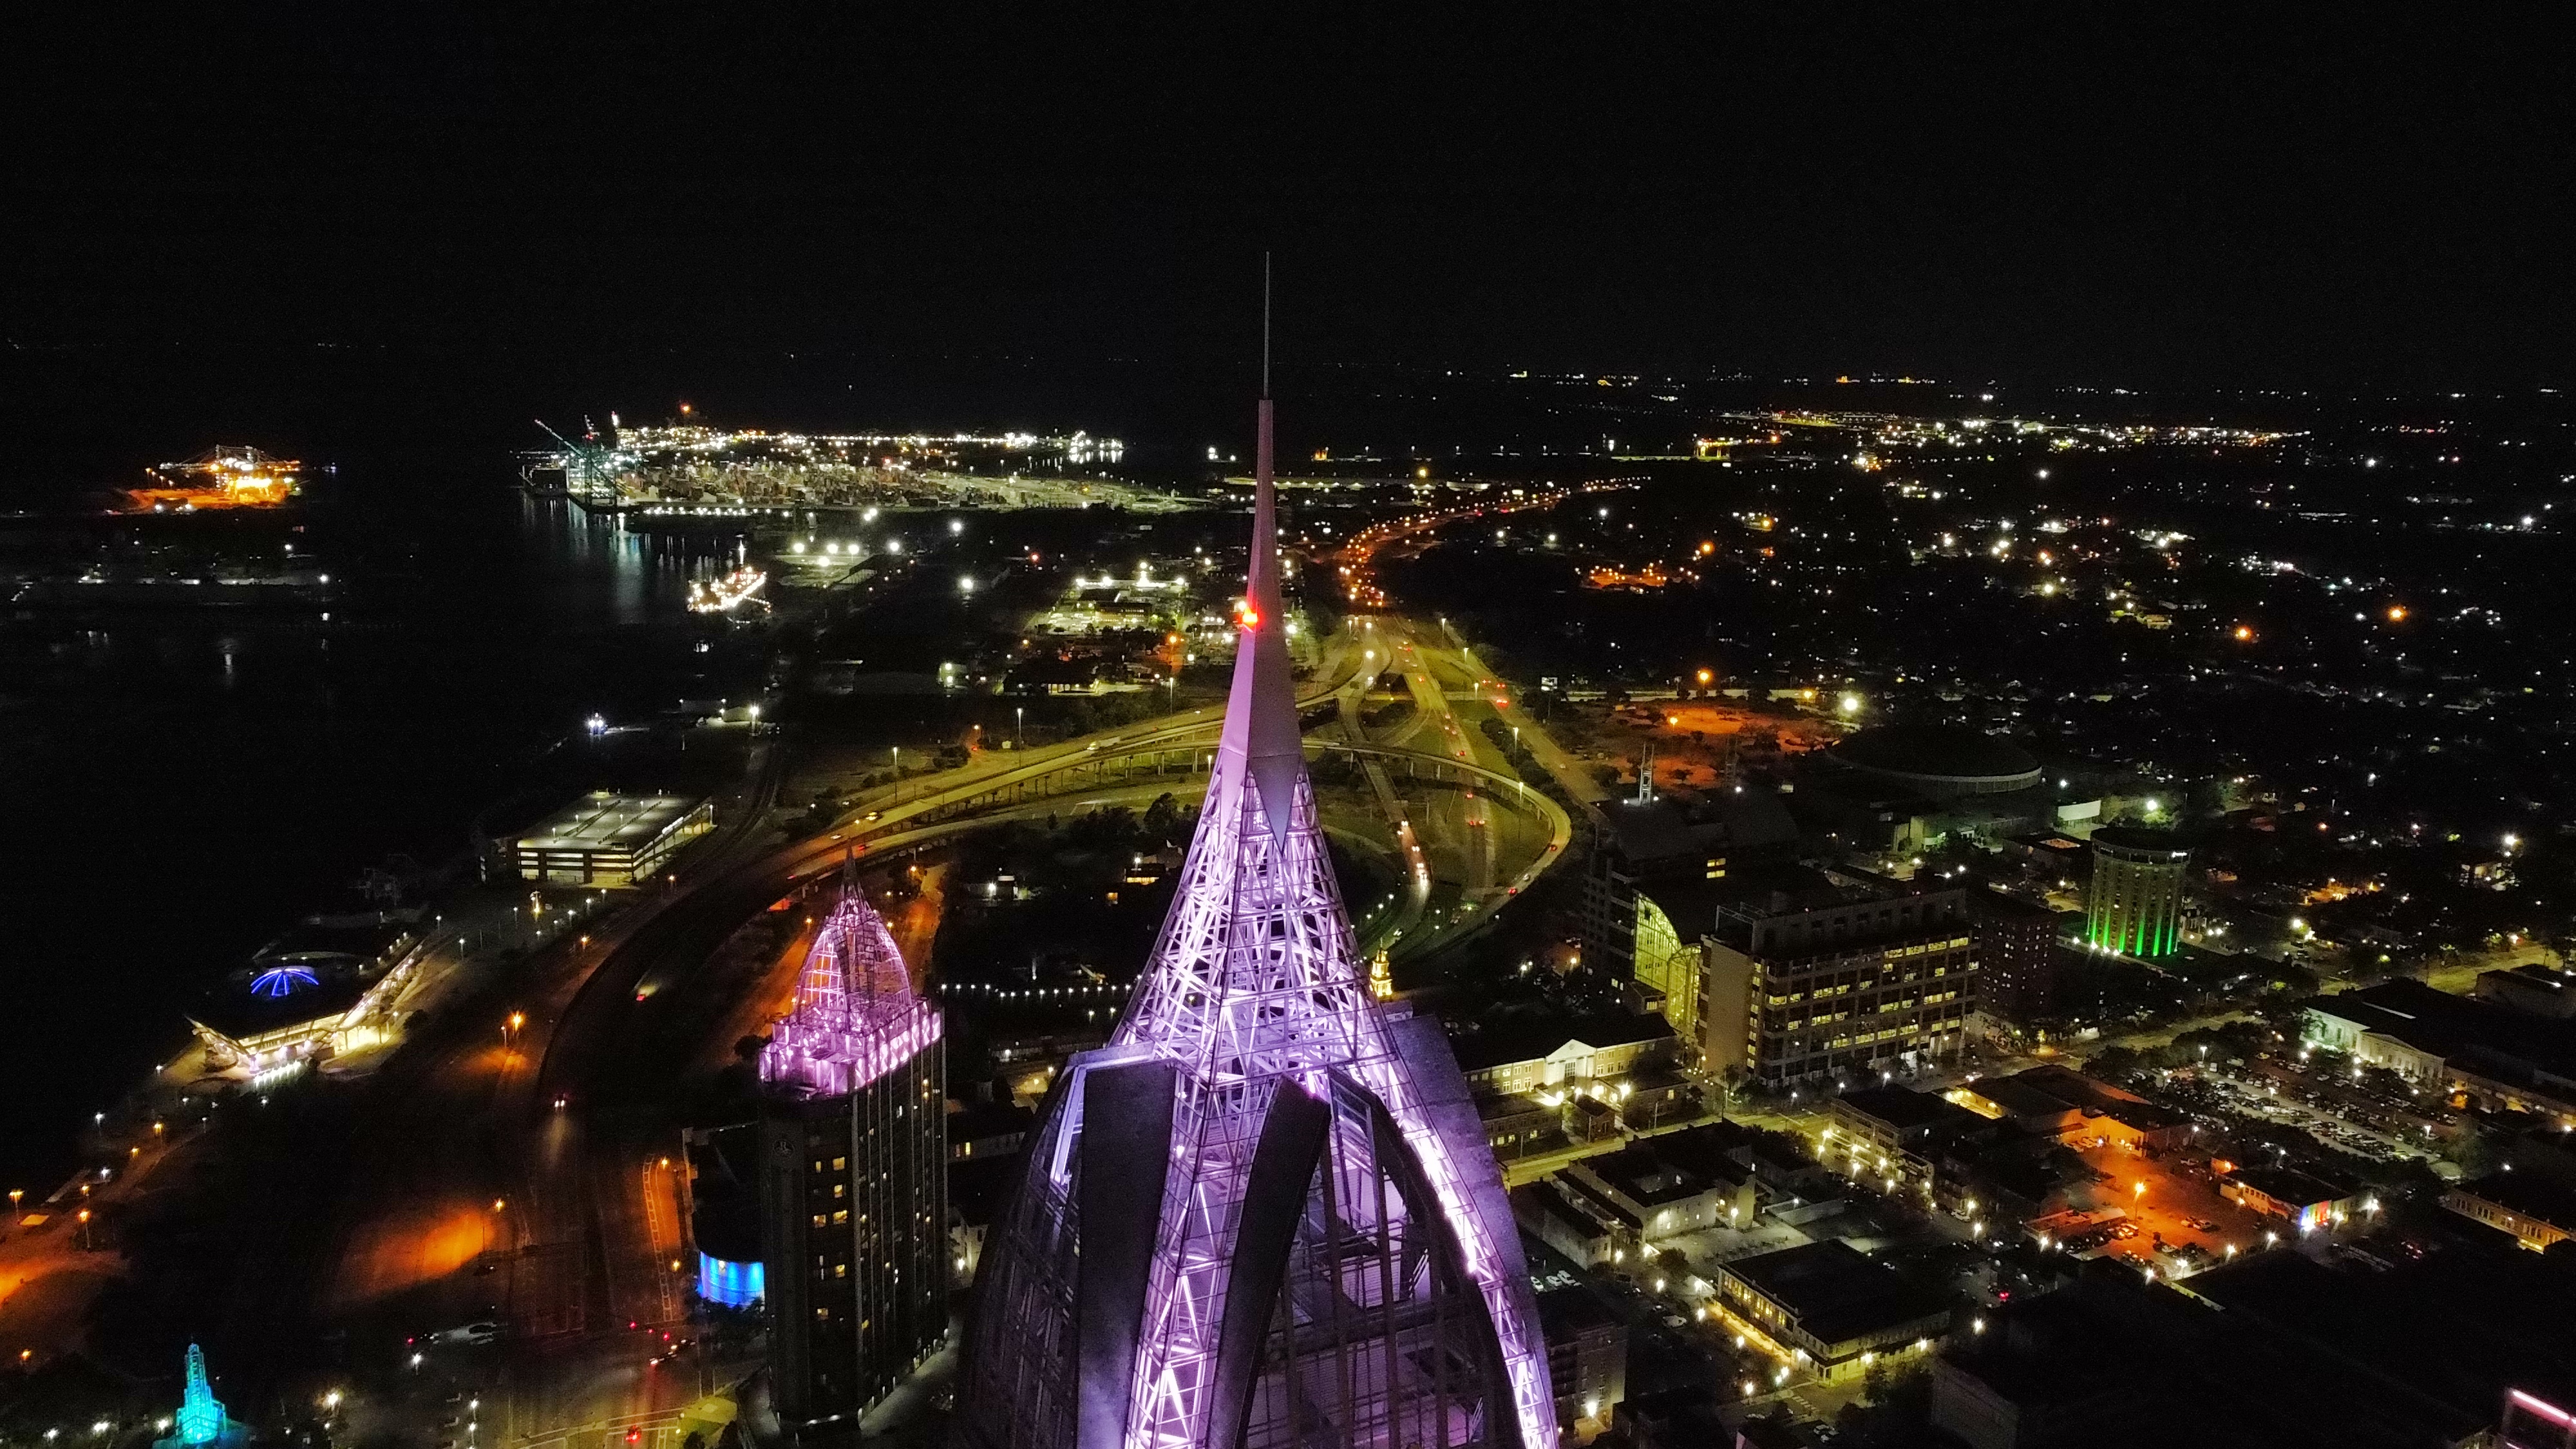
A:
[2477, 963, 2576, 1019]
[1713, 1240, 1953, 1381]
[1947, 1066, 2193, 1152]
[947, 1099, 1035, 1160]
[1824, 1086, 1989, 1198]
[1537, 1285, 1629, 1440]
[1479, 1092, 1562, 1162]
[188, 911, 429, 1074]
[2218, 1165, 2363, 1232]
[2306, 980, 2576, 1128]
[1512, 1179, 1620, 1267]
[1947, 1075, 2085, 1135]
[1454, 1012, 1683, 1099]
[1564, 1125, 1760, 1243]
[2443, 1172, 2576, 1252]
[513, 790, 713, 887]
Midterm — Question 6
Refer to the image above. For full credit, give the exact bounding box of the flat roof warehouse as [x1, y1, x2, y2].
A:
[515, 791, 713, 887]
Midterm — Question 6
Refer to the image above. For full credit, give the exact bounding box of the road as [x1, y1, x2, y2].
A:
[312, 612, 1578, 1444]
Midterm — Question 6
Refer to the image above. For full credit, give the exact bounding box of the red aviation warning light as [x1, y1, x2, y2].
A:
[1235, 598, 1262, 630]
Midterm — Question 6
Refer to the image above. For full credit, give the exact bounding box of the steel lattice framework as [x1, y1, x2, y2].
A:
[959, 397, 1553, 1449]
[761, 859, 942, 1097]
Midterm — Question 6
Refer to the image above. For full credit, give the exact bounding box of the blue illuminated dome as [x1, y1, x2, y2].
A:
[247, 965, 320, 998]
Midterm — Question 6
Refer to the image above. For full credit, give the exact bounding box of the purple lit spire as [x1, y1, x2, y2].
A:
[761, 858, 941, 1097]
[1103, 272, 1556, 1448]
[958, 263, 1552, 1449]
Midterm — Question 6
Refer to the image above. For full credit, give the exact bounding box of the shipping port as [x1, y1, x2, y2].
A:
[525, 413, 1191, 515]
[119, 445, 306, 513]
[1, 444, 334, 611]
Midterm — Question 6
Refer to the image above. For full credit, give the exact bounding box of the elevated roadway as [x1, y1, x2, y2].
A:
[334, 621, 1571, 1444]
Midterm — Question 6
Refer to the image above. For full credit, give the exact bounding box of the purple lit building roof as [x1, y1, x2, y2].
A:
[760, 863, 941, 1098]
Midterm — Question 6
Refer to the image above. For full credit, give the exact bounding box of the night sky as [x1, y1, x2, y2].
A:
[8, 10, 2572, 388]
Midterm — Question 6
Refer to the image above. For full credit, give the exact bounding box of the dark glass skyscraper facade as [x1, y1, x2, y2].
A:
[757, 867, 948, 1429]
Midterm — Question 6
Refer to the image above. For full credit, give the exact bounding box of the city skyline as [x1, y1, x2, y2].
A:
[5, 14, 2575, 1449]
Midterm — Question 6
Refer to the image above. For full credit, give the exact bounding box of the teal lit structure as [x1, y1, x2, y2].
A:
[177, 1346, 222, 1444]
[156, 1345, 248, 1449]
[2087, 828, 2189, 958]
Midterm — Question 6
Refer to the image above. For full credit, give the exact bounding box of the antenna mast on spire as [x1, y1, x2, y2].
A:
[1261, 251, 1273, 399]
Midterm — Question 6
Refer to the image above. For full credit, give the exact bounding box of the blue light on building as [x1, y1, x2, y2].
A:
[248, 966, 320, 998]
[697, 1251, 763, 1307]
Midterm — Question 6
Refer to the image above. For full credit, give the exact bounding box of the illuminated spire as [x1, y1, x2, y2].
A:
[176, 1345, 224, 1447]
[759, 858, 940, 1097]
[958, 261, 1553, 1449]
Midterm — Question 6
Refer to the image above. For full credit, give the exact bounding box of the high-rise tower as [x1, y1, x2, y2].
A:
[2085, 828, 2190, 959]
[958, 304, 1553, 1449]
[757, 862, 948, 1430]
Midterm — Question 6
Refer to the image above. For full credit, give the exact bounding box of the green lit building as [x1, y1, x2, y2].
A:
[2087, 828, 2189, 957]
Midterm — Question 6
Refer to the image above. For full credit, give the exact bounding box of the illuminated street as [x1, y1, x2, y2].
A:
[11, 18, 2576, 1448]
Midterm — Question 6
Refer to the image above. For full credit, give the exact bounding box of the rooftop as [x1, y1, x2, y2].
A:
[1452, 1010, 1677, 1073]
[1835, 1086, 1982, 1135]
[1512, 1180, 1615, 1241]
[2225, 1164, 2355, 1206]
[2311, 978, 2576, 1076]
[1534, 1284, 1620, 1338]
[1600, 790, 1799, 870]
[1720, 1239, 1953, 1346]
[192, 969, 367, 1041]
[2448, 1171, 2576, 1233]
[1970, 886, 2070, 923]
[1825, 724, 2040, 782]
[1577, 1134, 1750, 1208]
[2090, 825, 2192, 855]
[1955, 1075, 2085, 1121]
[516, 790, 706, 852]
[2184, 1245, 2576, 1426]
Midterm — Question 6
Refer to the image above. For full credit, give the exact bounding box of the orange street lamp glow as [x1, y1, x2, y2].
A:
[2386, 605, 2407, 621]
[2233, 625, 2255, 642]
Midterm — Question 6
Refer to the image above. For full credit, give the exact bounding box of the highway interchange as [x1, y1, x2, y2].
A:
[311, 608, 1587, 1448]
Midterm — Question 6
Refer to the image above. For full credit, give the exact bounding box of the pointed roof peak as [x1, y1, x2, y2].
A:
[759, 863, 939, 1096]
